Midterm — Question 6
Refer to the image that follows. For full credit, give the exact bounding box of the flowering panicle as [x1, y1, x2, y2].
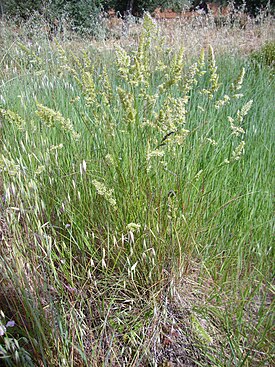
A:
[154, 103, 174, 133]
[62, 64, 81, 85]
[141, 91, 159, 116]
[126, 223, 141, 233]
[17, 42, 43, 69]
[201, 45, 220, 98]
[173, 98, 187, 126]
[50, 143, 63, 151]
[82, 51, 93, 70]
[81, 70, 97, 106]
[224, 140, 246, 164]
[208, 45, 219, 93]
[154, 37, 168, 73]
[232, 141, 246, 161]
[117, 87, 136, 124]
[172, 129, 190, 145]
[237, 100, 253, 124]
[182, 62, 199, 97]
[154, 97, 187, 135]
[206, 138, 218, 146]
[105, 154, 116, 167]
[61, 52, 97, 107]
[92, 179, 117, 209]
[99, 66, 113, 105]
[156, 59, 167, 72]
[144, 95, 190, 164]
[0, 156, 20, 176]
[115, 46, 131, 82]
[232, 67, 245, 92]
[161, 47, 184, 90]
[116, 14, 157, 88]
[197, 48, 206, 76]
[131, 55, 146, 86]
[0, 108, 26, 131]
[140, 13, 158, 54]
[147, 148, 165, 160]
[216, 68, 245, 109]
[229, 119, 246, 136]
[36, 103, 80, 140]
[215, 95, 230, 109]
[135, 31, 150, 84]
[146, 145, 165, 172]
[232, 93, 244, 99]
[56, 42, 67, 62]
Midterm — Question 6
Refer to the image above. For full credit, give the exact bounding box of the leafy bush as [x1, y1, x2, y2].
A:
[1, 0, 42, 19]
[52, 0, 103, 35]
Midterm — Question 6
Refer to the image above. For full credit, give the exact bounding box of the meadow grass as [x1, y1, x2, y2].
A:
[0, 15, 274, 367]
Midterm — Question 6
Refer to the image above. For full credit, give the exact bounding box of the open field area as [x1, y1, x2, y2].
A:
[0, 13, 274, 367]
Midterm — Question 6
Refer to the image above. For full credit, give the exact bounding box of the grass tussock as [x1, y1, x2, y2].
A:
[0, 13, 274, 367]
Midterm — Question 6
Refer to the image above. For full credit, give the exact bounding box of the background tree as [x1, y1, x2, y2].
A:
[234, 0, 272, 16]
[0, 0, 104, 35]
[51, 0, 103, 33]
[102, 0, 191, 16]
[0, 0, 42, 19]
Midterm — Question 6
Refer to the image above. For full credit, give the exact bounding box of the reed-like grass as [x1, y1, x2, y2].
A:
[0, 15, 274, 367]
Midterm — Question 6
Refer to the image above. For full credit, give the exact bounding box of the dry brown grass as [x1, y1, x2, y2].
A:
[158, 17, 275, 56]
[98, 14, 275, 59]
[1, 12, 274, 61]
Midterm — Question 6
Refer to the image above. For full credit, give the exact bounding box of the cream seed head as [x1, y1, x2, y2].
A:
[92, 180, 117, 209]
[126, 223, 141, 232]
[232, 141, 245, 160]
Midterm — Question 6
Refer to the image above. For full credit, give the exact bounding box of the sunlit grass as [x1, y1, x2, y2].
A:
[0, 15, 274, 367]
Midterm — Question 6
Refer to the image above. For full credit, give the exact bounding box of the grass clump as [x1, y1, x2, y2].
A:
[250, 40, 275, 71]
[0, 14, 274, 366]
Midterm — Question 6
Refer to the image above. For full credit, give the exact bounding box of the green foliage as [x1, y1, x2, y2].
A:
[103, 0, 190, 15]
[1, 0, 42, 18]
[234, 0, 273, 16]
[1, 0, 104, 36]
[54, 0, 103, 35]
